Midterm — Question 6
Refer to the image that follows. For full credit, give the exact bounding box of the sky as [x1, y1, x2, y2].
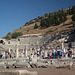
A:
[0, 0, 75, 38]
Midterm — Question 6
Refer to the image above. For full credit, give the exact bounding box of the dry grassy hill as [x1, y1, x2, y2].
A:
[12, 15, 74, 36]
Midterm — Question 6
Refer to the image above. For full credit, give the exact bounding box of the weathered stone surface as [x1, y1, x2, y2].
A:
[6, 61, 16, 68]
[37, 62, 47, 68]
[30, 61, 48, 68]
[0, 62, 6, 69]
[0, 70, 37, 75]
[14, 62, 30, 68]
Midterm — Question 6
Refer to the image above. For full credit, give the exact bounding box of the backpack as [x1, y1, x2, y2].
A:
[68, 51, 70, 54]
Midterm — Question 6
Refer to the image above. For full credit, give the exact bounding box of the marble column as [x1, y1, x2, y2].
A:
[9, 48, 10, 53]
[44, 50, 48, 58]
[25, 45, 27, 57]
[30, 48, 32, 56]
[22, 49, 25, 57]
[62, 42, 64, 50]
[34, 48, 36, 53]
[3, 51, 5, 59]
[16, 44, 19, 58]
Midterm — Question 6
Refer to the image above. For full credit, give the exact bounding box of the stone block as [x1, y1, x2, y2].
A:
[14, 62, 30, 68]
[37, 62, 47, 68]
[6, 61, 16, 68]
[32, 55, 37, 63]
[0, 62, 6, 69]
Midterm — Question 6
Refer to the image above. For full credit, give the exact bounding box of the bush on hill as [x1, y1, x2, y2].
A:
[40, 9, 67, 28]
[71, 14, 75, 21]
[34, 24, 39, 29]
[11, 32, 23, 39]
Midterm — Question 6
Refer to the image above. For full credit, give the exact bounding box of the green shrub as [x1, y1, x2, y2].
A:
[34, 24, 39, 29]
[11, 32, 22, 39]
[73, 22, 75, 28]
[5, 35, 11, 40]
[71, 14, 75, 21]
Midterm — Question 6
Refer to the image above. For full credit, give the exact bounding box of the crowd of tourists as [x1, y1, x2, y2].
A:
[47, 49, 72, 59]
[0, 48, 74, 59]
[35, 48, 73, 59]
[0, 52, 12, 59]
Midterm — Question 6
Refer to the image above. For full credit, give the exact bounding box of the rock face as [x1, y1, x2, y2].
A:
[0, 70, 37, 75]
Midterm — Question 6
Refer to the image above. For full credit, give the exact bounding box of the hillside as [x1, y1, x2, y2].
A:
[4, 5, 75, 39]
[12, 15, 74, 35]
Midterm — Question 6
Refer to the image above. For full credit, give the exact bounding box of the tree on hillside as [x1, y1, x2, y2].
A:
[71, 5, 75, 14]
[66, 6, 71, 15]
[34, 24, 39, 29]
[5, 32, 11, 40]
[38, 16, 43, 19]
[71, 14, 75, 28]
[40, 16, 55, 28]
[71, 14, 75, 21]
[40, 9, 67, 28]
[40, 19, 47, 28]
[45, 13, 49, 17]
[7, 32, 11, 35]
[49, 13, 52, 17]
[69, 6, 71, 15]
[5, 35, 11, 40]
[11, 32, 23, 39]
[53, 13, 59, 25]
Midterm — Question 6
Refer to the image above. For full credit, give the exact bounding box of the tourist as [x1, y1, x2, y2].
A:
[37, 51, 40, 57]
[21, 52, 23, 58]
[8, 52, 11, 58]
[5, 53, 7, 59]
[52, 50, 56, 59]
[49, 52, 52, 59]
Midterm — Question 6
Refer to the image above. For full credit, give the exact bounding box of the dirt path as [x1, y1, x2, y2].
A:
[10, 68, 75, 75]
[0, 68, 75, 75]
